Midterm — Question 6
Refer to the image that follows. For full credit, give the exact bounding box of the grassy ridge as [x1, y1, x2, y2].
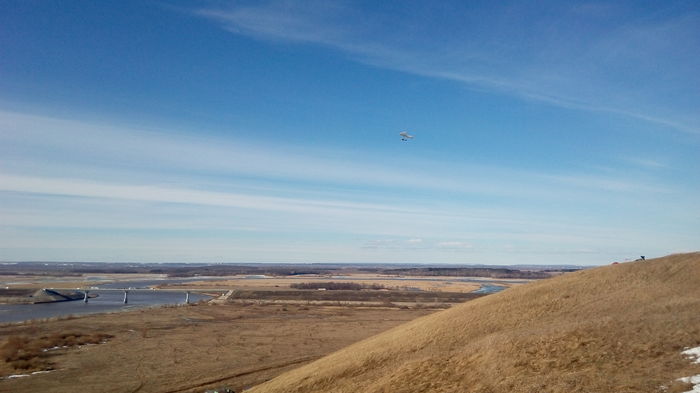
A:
[249, 253, 700, 393]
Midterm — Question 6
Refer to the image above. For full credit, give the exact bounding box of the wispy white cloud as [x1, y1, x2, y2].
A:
[2, 174, 581, 240]
[197, 1, 353, 45]
[621, 157, 669, 170]
[437, 241, 473, 250]
[1, 109, 696, 263]
[537, 173, 668, 193]
[196, 1, 700, 134]
[0, 173, 414, 216]
[1, 109, 690, 229]
[0, 110, 670, 199]
[362, 238, 427, 250]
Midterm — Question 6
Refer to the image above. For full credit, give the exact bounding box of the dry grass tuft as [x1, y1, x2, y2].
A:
[1, 332, 113, 372]
[249, 252, 700, 393]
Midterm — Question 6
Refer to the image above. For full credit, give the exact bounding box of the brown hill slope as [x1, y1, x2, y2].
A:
[249, 253, 700, 393]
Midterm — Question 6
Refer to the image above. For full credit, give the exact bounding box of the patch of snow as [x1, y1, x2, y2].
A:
[677, 375, 700, 393]
[683, 347, 700, 364]
[675, 346, 700, 393]
[1, 370, 55, 380]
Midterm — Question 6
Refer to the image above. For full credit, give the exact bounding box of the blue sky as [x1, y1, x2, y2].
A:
[0, 1, 698, 265]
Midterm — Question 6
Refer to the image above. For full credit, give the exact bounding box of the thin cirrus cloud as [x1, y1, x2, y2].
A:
[0, 109, 684, 218]
[0, 173, 415, 216]
[0, 110, 670, 201]
[437, 241, 473, 250]
[0, 109, 695, 263]
[0, 171, 641, 240]
[1, 108, 686, 247]
[196, 1, 700, 134]
[620, 157, 669, 170]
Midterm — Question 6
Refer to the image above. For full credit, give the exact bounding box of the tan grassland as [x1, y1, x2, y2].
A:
[0, 302, 435, 393]
[249, 253, 700, 393]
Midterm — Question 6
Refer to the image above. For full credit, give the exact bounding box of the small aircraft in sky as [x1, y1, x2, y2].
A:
[399, 131, 414, 141]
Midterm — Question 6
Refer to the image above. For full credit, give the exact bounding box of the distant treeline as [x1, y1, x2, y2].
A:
[165, 266, 326, 277]
[0, 262, 561, 279]
[290, 282, 387, 290]
[0, 271, 82, 277]
[381, 268, 550, 279]
[229, 289, 481, 303]
[0, 263, 328, 277]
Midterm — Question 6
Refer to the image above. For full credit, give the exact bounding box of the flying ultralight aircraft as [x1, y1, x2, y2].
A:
[399, 131, 414, 141]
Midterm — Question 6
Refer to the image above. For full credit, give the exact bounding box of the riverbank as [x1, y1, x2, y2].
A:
[0, 289, 211, 324]
[0, 288, 89, 305]
[0, 271, 517, 323]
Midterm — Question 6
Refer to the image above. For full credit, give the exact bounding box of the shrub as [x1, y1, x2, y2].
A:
[290, 282, 387, 290]
[1, 332, 113, 372]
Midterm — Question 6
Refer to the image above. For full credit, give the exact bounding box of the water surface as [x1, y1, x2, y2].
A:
[0, 288, 209, 323]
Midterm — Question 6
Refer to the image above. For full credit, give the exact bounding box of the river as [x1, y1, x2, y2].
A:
[0, 275, 510, 323]
[0, 283, 211, 324]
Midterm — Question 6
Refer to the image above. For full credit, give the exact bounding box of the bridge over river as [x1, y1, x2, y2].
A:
[0, 287, 218, 324]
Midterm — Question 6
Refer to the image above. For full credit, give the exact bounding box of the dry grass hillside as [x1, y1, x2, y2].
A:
[249, 253, 700, 393]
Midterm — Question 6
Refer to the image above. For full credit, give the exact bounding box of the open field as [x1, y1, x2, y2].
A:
[0, 263, 557, 294]
[0, 302, 438, 393]
[0, 263, 548, 392]
[219, 289, 482, 309]
[248, 252, 700, 393]
[157, 276, 487, 293]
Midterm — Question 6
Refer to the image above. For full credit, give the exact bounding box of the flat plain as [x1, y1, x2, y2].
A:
[0, 302, 436, 393]
[0, 264, 545, 392]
